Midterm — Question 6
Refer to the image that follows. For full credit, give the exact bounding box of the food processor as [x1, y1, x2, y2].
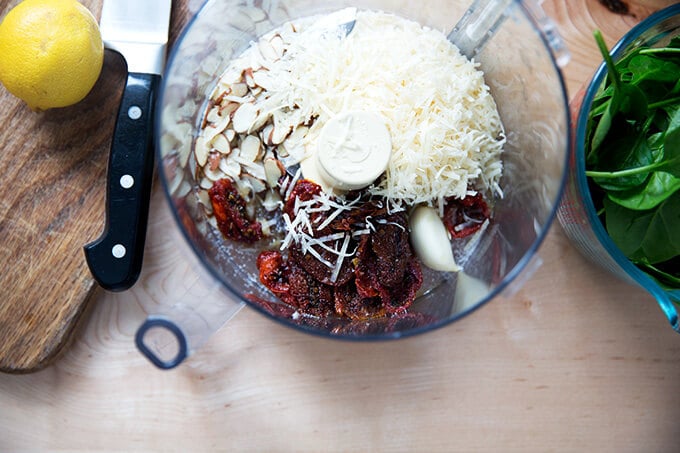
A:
[136, 0, 570, 369]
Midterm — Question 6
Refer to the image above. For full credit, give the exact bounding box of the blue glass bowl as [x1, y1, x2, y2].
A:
[557, 4, 680, 332]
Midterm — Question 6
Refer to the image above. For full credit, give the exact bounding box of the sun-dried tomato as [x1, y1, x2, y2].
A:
[257, 250, 336, 317]
[289, 245, 353, 286]
[349, 213, 422, 316]
[328, 199, 387, 231]
[334, 280, 385, 320]
[209, 178, 262, 243]
[287, 262, 335, 317]
[257, 250, 290, 297]
[443, 193, 490, 238]
[354, 235, 385, 299]
[258, 188, 423, 321]
[382, 259, 423, 316]
[283, 178, 322, 217]
[370, 212, 411, 287]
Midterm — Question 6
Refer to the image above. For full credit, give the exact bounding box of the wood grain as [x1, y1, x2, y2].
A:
[0, 0, 196, 373]
[0, 0, 115, 372]
[1, 0, 679, 451]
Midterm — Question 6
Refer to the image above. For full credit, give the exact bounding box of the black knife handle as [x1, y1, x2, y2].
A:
[84, 72, 160, 291]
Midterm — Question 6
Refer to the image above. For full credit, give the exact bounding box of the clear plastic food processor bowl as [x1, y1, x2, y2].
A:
[136, 0, 570, 369]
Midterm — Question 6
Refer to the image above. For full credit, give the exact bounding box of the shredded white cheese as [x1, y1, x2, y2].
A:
[232, 10, 505, 206]
[330, 233, 352, 283]
[279, 191, 363, 282]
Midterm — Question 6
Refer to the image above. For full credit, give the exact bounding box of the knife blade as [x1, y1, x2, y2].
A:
[84, 0, 172, 291]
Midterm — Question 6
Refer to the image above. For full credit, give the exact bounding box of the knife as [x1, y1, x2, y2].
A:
[84, 0, 172, 291]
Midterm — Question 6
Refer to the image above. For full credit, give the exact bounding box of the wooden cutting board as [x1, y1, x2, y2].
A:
[0, 0, 192, 373]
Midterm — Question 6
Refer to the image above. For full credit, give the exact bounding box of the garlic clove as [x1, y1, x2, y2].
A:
[409, 206, 460, 272]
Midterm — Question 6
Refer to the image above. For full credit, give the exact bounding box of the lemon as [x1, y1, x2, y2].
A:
[0, 0, 104, 110]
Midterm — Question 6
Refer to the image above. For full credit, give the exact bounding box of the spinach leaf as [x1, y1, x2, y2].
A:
[590, 89, 648, 155]
[608, 171, 680, 210]
[672, 78, 680, 95]
[587, 108, 679, 187]
[587, 31, 680, 289]
[655, 106, 680, 176]
[629, 55, 680, 83]
[587, 116, 659, 189]
[605, 193, 680, 264]
[590, 32, 648, 155]
[590, 101, 615, 155]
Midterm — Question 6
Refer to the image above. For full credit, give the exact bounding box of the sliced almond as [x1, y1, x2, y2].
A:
[176, 101, 197, 121]
[270, 123, 292, 145]
[261, 124, 275, 146]
[175, 180, 192, 198]
[264, 157, 285, 188]
[232, 102, 258, 133]
[178, 140, 192, 168]
[252, 70, 273, 91]
[212, 134, 231, 155]
[250, 110, 270, 132]
[219, 156, 241, 179]
[225, 128, 237, 143]
[206, 106, 222, 124]
[234, 178, 254, 202]
[218, 67, 243, 85]
[211, 86, 228, 102]
[240, 135, 261, 162]
[161, 132, 178, 156]
[169, 122, 192, 144]
[261, 219, 272, 237]
[244, 68, 256, 88]
[239, 159, 266, 181]
[197, 189, 212, 209]
[288, 125, 309, 143]
[279, 21, 297, 44]
[276, 143, 290, 158]
[262, 189, 282, 212]
[270, 34, 285, 58]
[194, 135, 209, 167]
[203, 164, 224, 182]
[203, 114, 231, 142]
[231, 82, 248, 97]
[215, 79, 232, 94]
[258, 38, 279, 63]
[223, 94, 253, 104]
[199, 177, 214, 190]
[220, 101, 240, 117]
[279, 125, 308, 158]
[244, 174, 267, 194]
[167, 172, 184, 196]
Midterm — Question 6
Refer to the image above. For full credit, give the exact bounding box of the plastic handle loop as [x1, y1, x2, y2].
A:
[135, 317, 188, 370]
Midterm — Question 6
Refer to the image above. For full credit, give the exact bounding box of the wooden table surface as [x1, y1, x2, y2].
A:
[1, 0, 680, 451]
